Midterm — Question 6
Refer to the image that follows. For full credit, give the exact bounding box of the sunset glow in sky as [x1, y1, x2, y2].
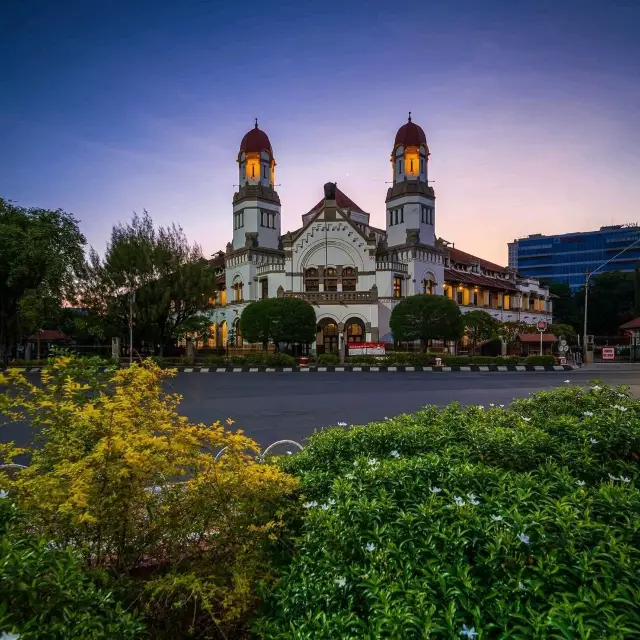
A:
[2, 0, 639, 265]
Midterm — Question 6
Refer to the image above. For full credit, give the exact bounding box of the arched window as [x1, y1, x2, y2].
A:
[305, 268, 319, 292]
[233, 318, 242, 347]
[423, 279, 435, 295]
[346, 321, 364, 343]
[232, 278, 243, 302]
[342, 267, 357, 292]
[325, 267, 338, 292]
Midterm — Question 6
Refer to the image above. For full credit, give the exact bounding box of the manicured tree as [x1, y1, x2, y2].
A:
[463, 310, 500, 352]
[239, 300, 272, 351]
[390, 294, 463, 351]
[270, 298, 317, 348]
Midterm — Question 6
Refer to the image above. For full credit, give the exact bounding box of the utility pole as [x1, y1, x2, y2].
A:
[583, 235, 640, 364]
[129, 290, 134, 365]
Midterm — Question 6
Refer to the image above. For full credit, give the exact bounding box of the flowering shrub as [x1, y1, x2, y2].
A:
[0, 495, 144, 639]
[0, 356, 299, 639]
[257, 383, 640, 638]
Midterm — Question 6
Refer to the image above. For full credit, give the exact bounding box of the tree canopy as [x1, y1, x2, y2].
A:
[0, 198, 86, 362]
[239, 298, 316, 350]
[390, 294, 463, 349]
[81, 211, 217, 355]
[463, 310, 500, 347]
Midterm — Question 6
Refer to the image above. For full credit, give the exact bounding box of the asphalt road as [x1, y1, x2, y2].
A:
[2, 369, 639, 452]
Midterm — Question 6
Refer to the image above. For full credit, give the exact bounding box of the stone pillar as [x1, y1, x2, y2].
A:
[111, 337, 121, 361]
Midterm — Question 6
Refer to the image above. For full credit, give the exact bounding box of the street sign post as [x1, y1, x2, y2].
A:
[536, 320, 547, 355]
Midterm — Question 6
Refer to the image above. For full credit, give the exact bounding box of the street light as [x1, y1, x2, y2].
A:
[583, 235, 640, 363]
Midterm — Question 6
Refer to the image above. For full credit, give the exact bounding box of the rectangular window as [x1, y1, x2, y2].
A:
[394, 210, 398, 225]
[399, 208, 404, 224]
[393, 276, 403, 298]
[456, 290, 464, 305]
[261, 279, 268, 299]
[388, 209, 393, 226]
[270, 213, 276, 229]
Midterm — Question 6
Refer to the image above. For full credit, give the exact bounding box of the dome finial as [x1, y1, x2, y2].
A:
[254, 117, 259, 129]
[408, 111, 412, 123]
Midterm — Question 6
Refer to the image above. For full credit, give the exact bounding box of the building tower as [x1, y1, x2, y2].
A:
[232, 119, 281, 250]
[385, 113, 435, 248]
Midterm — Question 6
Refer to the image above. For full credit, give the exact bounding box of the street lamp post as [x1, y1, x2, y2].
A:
[582, 235, 640, 364]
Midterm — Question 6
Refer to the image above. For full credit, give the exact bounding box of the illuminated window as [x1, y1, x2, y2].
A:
[325, 267, 338, 292]
[234, 319, 242, 347]
[393, 276, 403, 298]
[342, 267, 357, 292]
[233, 280, 243, 301]
[423, 279, 434, 295]
[219, 289, 227, 305]
[346, 322, 364, 343]
[305, 268, 319, 292]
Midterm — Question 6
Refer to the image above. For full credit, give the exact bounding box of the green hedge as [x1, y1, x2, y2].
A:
[318, 353, 340, 365]
[0, 499, 144, 639]
[257, 382, 640, 638]
[525, 354, 557, 365]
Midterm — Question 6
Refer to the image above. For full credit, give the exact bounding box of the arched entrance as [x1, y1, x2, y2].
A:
[345, 318, 366, 344]
[317, 318, 339, 355]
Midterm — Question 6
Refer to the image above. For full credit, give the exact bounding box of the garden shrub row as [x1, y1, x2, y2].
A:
[259, 382, 640, 638]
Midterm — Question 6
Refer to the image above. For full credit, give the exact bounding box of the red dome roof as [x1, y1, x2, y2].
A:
[240, 120, 272, 155]
[394, 113, 427, 147]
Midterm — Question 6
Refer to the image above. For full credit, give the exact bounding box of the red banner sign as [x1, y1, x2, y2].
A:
[601, 347, 615, 360]
[348, 342, 386, 356]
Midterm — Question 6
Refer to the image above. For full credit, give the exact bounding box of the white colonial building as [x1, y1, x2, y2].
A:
[206, 116, 552, 354]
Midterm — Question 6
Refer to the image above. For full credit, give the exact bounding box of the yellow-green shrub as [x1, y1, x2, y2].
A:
[0, 356, 298, 638]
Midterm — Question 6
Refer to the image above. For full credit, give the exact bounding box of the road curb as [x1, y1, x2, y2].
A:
[1, 364, 577, 374]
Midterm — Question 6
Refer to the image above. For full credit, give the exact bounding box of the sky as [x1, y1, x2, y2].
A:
[2, 0, 639, 266]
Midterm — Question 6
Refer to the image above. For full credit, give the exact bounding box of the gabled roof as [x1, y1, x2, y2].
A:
[444, 268, 519, 292]
[306, 186, 367, 215]
[620, 317, 640, 330]
[28, 330, 68, 341]
[448, 247, 508, 274]
[518, 333, 557, 343]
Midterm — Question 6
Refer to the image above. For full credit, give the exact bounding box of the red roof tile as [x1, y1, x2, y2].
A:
[518, 333, 557, 343]
[444, 268, 519, 292]
[28, 330, 68, 341]
[239, 123, 272, 155]
[448, 247, 508, 273]
[306, 186, 367, 215]
[620, 317, 640, 330]
[394, 117, 427, 147]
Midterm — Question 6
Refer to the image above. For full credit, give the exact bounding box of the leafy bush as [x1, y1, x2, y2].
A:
[0, 496, 144, 639]
[347, 355, 379, 365]
[318, 353, 340, 365]
[525, 354, 557, 365]
[202, 354, 228, 366]
[0, 355, 299, 639]
[257, 383, 640, 638]
[470, 355, 519, 365]
[266, 353, 297, 366]
[6, 359, 48, 367]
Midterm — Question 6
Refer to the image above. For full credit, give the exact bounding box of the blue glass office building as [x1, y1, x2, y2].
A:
[508, 225, 640, 291]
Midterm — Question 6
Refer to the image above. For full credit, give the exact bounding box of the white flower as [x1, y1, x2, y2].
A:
[0, 490, 9, 499]
[353, 460, 359, 466]
[303, 501, 318, 509]
[591, 385, 602, 391]
[499, 404, 505, 408]
[517, 533, 530, 544]
[337, 422, 347, 427]
[384, 416, 389, 420]
[460, 624, 478, 639]
[522, 417, 531, 422]
[468, 495, 480, 506]
[620, 476, 631, 484]
[617, 393, 626, 398]
[335, 576, 346, 588]
[608, 474, 618, 481]
[187, 532, 200, 542]
[286, 450, 293, 455]
[454, 496, 465, 507]
[490, 514, 503, 521]
[583, 411, 594, 417]
[564, 380, 571, 384]
[489, 403, 495, 407]
[368, 458, 377, 466]
[365, 543, 376, 552]
[614, 405, 628, 412]
[477, 405, 484, 409]
[519, 582, 525, 590]
[1, 633, 21, 640]
[345, 473, 355, 479]
[321, 503, 329, 510]
[430, 486, 442, 494]
[390, 450, 400, 458]
[589, 437, 598, 444]
[328, 498, 336, 505]
[575, 480, 585, 486]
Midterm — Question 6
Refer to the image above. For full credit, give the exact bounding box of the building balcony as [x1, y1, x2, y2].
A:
[277, 288, 378, 304]
[376, 261, 408, 273]
[256, 263, 285, 275]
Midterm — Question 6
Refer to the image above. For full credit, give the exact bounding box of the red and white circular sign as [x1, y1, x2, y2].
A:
[537, 320, 548, 331]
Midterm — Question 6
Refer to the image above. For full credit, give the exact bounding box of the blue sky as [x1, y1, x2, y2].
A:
[2, 0, 639, 264]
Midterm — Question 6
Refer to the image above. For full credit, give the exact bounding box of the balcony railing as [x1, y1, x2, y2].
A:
[376, 261, 408, 273]
[277, 289, 377, 304]
[256, 263, 285, 275]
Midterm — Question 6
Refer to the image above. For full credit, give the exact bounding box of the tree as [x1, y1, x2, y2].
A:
[82, 212, 217, 355]
[498, 321, 533, 349]
[544, 281, 580, 330]
[239, 298, 316, 351]
[463, 310, 500, 350]
[0, 198, 86, 363]
[390, 294, 463, 351]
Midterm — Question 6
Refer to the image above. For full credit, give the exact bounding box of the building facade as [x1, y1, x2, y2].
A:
[206, 116, 552, 353]
[509, 225, 640, 291]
